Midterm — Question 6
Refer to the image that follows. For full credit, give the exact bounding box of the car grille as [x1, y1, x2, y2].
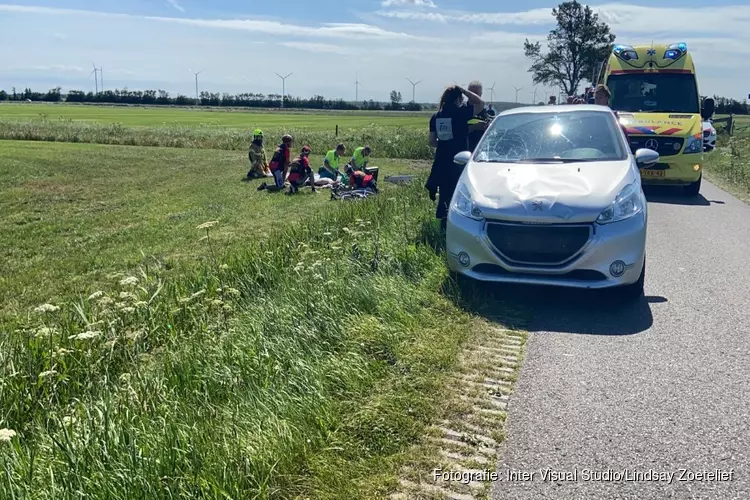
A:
[485, 222, 592, 266]
[472, 264, 606, 281]
[628, 136, 685, 157]
[703, 130, 711, 138]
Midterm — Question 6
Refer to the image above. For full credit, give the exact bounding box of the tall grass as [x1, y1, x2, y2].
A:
[705, 131, 750, 194]
[0, 180, 473, 499]
[0, 117, 433, 160]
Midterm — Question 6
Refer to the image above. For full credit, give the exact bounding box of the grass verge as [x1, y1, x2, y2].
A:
[0, 117, 432, 160]
[0, 141, 499, 499]
[0, 140, 428, 314]
[702, 131, 750, 201]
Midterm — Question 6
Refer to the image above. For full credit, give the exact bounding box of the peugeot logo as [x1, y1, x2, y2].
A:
[531, 200, 544, 211]
[645, 139, 659, 151]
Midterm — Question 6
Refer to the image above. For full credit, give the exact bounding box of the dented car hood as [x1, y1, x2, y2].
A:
[465, 159, 635, 224]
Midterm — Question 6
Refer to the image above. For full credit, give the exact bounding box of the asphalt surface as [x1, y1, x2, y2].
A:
[490, 180, 750, 500]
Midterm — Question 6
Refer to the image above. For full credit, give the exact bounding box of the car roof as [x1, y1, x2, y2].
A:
[498, 104, 613, 116]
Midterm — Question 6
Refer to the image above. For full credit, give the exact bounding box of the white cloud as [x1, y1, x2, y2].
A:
[167, 0, 185, 12]
[0, 3, 748, 101]
[375, 3, 750, 36]
[9, 64, 85, 73]
[281, 42, 349, 54]
[381, 0, 436, 8]
[165, 0, 184, 13]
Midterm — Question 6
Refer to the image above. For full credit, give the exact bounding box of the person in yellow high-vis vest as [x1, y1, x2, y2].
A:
[350, 146, 371, 171]
[319, 144, 346, 181]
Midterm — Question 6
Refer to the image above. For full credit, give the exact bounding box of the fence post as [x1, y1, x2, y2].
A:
[335, 125, 339, 136]
[729, 113, 734, 136]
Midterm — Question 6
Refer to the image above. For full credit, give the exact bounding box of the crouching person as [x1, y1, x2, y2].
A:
[247, 128, 272, 179]
[319, 144, 346, 182]
[345, 164, 378, 193]
[287, 146, 316, 194]
[258, 134, 293, 192]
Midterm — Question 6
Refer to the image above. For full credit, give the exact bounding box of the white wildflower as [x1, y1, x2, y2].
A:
[34, 304, 59, 314]
[69, 331, 101, 341]
[34, 326, 56, 338]
[119, 291, 138, 301]
[119, 276, 138, 286]
[134, 301, 148, 308]
[38, 370, 57, 379]
[0, 429, 16, 443]
[226, 287, 241, 297]
[62, 416, 76, 426]
[98, 296, 114, 307]
[54, 348, 73, 357]
[220, 264, 229, 270]
[119, 307, 135, 314]
[87, 291, 104, 301]
[196, 220, 219, 230]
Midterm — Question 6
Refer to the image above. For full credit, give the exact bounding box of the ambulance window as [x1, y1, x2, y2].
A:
[606, 73, 699, 113]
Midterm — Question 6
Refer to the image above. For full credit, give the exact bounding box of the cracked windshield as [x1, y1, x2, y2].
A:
[474, 111, 628, 163]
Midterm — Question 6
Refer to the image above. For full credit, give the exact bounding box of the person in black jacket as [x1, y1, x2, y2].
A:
[425, 85, 485, 232]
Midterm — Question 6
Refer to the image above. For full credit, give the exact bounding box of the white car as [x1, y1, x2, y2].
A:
[446, 105, 658, 299]
[703, 120, 716, 152]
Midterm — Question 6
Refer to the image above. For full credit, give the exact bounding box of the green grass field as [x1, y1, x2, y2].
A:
[0, 103, 428, 130]
[0, 138, 503, 499]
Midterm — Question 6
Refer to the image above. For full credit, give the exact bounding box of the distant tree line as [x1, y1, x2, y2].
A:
[703, 95, 749, 115]
[0, 86, 428, 111]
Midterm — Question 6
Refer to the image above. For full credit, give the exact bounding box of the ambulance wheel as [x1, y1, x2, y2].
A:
[684, 174, 701, 197]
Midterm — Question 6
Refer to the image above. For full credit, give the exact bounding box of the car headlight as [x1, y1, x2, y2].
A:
[683, 133, 703, 154]
[597, 182, 643, 225]
[452, 182, 484, 220]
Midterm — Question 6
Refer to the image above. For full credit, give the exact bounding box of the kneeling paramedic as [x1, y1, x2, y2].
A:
[257, 134, 293, 192]
[350, 145, 378, 182]
[287, 146, 316, 194]
[247, 129, 272, 179]
[319, 144, 346, 182]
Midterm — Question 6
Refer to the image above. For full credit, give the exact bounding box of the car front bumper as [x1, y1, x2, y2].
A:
[446, 210, 647, 289]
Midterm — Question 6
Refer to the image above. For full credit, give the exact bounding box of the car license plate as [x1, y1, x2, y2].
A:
[640, 169, 665, 178]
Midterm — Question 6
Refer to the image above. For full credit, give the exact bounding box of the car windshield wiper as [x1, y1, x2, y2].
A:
[513, 157, 600, 163]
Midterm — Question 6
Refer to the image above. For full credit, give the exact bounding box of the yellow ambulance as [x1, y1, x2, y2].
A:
[599, 42, 715, 196]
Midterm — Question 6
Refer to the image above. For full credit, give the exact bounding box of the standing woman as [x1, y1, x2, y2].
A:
[425, 85, 484, 232]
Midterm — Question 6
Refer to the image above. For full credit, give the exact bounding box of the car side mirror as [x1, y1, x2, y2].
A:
[453, 151, 472, 166]
[701, 97, 715, 120]
[635, 148, 659, 168]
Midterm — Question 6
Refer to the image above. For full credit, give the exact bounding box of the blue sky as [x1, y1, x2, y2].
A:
[1, 0, 749, 102]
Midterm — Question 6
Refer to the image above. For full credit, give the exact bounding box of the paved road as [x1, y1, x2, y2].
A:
[491, 181, 750, 500]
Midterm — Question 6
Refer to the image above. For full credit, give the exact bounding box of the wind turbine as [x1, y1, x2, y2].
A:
[90, 63, 99, 93]
[275, 72, 292, 108]
[190, 69, 203, 101]
[512, 85, 523, 103]
[530, 87, 538, 105]
[488, 81, 496, 104]
[406, 77, 421, 103]
[355, 73, 361, 102]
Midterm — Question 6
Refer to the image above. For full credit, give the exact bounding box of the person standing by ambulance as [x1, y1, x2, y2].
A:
[425, 85, 484, 232]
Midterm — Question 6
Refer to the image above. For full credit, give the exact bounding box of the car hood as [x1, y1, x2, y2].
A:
[465, 159, 635, 223]
[617, 112, 701, 137]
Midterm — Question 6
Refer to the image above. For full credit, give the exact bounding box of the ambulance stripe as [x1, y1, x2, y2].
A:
[660, 128, 682, 135]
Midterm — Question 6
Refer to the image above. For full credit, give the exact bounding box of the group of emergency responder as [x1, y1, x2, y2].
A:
[246, 129, 378, 195]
